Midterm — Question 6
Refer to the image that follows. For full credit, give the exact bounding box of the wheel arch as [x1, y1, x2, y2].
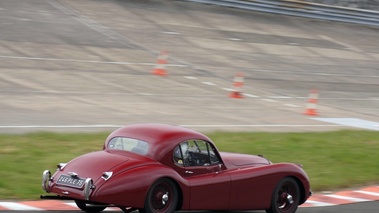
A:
[288, 175, 307, 205]
[92, 164, 187, 209]
[271, 163, 311, 206]
[151, 176, 183, 211]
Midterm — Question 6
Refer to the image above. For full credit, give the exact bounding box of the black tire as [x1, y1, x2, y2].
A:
[143, 178, 179, 213]
[75, 200, 106, 213]
[266, 177, 300, 213]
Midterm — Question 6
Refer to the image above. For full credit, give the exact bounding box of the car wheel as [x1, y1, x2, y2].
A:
[266, 177, 300, 213]
[75, 200, 106, 213]
[144, 178, 179, 213]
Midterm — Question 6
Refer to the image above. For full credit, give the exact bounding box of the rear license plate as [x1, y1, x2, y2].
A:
[57, 175, 86, 188]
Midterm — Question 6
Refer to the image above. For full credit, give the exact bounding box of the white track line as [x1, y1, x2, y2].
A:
[355, 190, 379, 197]
[184, 76, 197, 80]
[202, 81, 217, 86]
[302, 200, 335, 207]
[285, 104, 301, 108]
[0, 125, 122, 128]
[0, 202, 42, 210]
[324, 194, 371, 202]
[0, 124, 342, 129]
[181, 124, 341, 128]
[244, 93, 259, 98]
[262, 99, 277, 102]
[222, 88, 234, 91]
[0, 55, 187, 67]
[65, 202, 120, 211]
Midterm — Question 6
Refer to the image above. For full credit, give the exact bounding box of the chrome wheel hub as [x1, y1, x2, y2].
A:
[162, 192, 169, 205]
[287, 194, 294, 204]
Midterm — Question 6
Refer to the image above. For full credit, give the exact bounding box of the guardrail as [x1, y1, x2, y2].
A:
[183, 0, 379, 27]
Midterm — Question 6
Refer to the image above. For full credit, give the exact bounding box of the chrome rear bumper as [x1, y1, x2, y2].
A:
[42, 170, 51, 192]
[83, 178, 94, 200]
[41, 170, 94, 201]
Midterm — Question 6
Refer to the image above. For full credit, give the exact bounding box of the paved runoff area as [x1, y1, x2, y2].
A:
[0, 0, 378, 133]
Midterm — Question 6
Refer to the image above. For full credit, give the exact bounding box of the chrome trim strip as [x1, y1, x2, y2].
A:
[42, 170, 51, 192]
[83, 178, 93, 201]
[57, 163, 67, 171]
[67, 172, 78, 177]
[101, 172, 113, 181]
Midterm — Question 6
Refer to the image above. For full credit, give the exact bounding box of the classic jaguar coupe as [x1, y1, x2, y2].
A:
[41, 123, 311, 213]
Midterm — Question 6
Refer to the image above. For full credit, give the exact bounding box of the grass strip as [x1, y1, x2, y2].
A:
[0, 130, 378, 200]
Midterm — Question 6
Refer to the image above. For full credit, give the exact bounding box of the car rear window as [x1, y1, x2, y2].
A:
[108, 137, 149, 155]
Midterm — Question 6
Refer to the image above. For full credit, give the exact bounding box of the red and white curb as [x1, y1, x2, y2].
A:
[302, 185, 379, 207]
[0, 186, 378, 210]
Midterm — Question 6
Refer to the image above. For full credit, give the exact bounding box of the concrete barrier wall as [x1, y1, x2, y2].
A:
[184, 0, 379, 26]
[303, 0, 379, 11]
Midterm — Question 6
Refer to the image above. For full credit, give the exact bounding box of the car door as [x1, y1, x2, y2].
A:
[172, 140, 231, 210]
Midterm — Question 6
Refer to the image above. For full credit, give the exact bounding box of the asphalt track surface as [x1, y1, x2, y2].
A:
[0, 201, 379, 212]
[0, 0, 379, 212]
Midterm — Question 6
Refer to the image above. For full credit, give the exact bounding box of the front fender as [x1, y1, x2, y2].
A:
[264, 163, 311, 205]
[228, 163, 310, 210]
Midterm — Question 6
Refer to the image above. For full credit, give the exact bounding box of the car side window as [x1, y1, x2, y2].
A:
[173, 140, 221, 167]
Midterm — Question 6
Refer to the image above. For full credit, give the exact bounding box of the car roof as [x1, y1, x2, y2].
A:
[104, 123, 213, 161]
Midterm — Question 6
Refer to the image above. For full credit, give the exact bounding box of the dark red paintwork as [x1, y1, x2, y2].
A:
[42, 123, 311, 211]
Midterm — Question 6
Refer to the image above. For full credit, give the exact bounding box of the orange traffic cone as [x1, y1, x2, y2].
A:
[229, 72, 244, 99]
[304, 89, 319, 116]
[152, 51, 168, 76]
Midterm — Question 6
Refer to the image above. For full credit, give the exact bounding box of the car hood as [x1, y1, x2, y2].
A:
[55, 150, 157, 183]
[220, 152, 271, 169]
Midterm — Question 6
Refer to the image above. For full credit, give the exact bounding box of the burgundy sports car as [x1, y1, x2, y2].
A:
[41, 123, 311, 213]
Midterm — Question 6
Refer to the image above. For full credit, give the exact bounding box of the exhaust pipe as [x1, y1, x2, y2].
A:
[40, 195, 73, 200]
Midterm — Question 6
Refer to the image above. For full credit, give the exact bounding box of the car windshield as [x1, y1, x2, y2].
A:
[108, 137, 149, 155]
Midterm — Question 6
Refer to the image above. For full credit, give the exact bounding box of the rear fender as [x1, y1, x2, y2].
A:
[91, 164, 188, 208]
